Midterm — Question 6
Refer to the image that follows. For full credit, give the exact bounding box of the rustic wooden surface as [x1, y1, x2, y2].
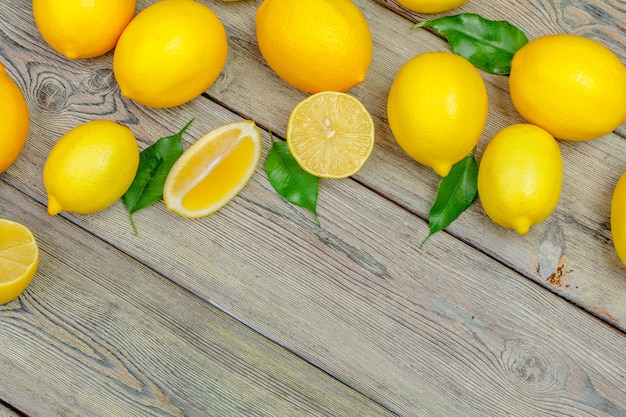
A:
[1, 0, 625, 416]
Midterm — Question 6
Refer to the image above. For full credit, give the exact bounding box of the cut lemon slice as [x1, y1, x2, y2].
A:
[287, 91, 375, 178]
[163, 120, 262, 218]
[0, 219, 39, 304]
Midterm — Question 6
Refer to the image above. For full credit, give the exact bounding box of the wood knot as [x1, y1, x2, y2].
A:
[515, 355, 548, 384]
[35, 75, 68, 113]
[502, 339, 565, 392]
[85, 68, 116, 93]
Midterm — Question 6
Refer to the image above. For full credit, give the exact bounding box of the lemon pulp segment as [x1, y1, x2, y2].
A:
[164, 121, 261, 218]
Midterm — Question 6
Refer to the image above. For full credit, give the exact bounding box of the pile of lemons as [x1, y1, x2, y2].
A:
[387, 33, 625, 244]
[1, 0, 232, 303]
[254, 0, 625, 256]
[0, 0, 625, 303]
[255, 0, 626, 267]
[30, 0, 234, 219]
[388, 33, 625, 236]
[33, 0, 228, 108]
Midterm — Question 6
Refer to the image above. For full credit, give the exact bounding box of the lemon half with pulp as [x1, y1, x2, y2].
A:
[287, 92, 375, 178]
[0, 219, 39, 304]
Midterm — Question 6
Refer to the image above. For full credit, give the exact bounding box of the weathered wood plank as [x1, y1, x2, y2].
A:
[51, 135, 626, 416]
[0, 1, 625, 416]
[376, 0, 626, 61]
[4, 32, 624, 417]
[0, 182, 396, 417]
[0, 403, 21, 417]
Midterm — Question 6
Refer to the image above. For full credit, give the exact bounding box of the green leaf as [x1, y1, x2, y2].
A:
[422, 155, 478, 246]
[122, 119, 193, 234]
[125, 153, 163, 235]
[265, 138, 319, 222]
[415, 13, 528, 75]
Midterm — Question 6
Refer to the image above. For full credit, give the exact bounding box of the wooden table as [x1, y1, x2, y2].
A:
[1, 0, 625, 415]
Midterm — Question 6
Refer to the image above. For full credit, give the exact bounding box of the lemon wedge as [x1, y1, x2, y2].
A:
[287, 92, 375, 178]
[163, 120, 262, 218]
[0, 219, 39, 304]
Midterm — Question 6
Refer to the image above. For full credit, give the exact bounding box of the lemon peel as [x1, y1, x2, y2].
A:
[256, 0, 372, 93]
[478, 124, 562, 235]
[44, 120, 139, 215]
[387, 52, 488, 177]
[510, 34, 626, 141]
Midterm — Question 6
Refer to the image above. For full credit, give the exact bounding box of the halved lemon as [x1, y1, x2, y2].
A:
[163, 120, 262, 218]
[0, 219, 39, 304]
[287, 91, 375, 178]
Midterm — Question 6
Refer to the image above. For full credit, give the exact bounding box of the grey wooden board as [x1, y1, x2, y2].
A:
[0, 182, 395, 416]
[0, 0, 625, 416]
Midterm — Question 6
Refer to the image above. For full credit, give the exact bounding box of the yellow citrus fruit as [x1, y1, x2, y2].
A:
[163, 120, 262, 218]
[0, 63, 29, 173]
[509, 34, 626, 141]
[287, 92, 375, 178]
[478, 124, 562, 235]
[397, 0, 468, 13]
[113, 0, 228, 108]
[610, 172, 626, 267]
[32, 0, 136, 59]
[387, 51, 488, 177]
[44, 120, 139, 216]
[0, 219, 39, 304]
[256, 0, 372, 93]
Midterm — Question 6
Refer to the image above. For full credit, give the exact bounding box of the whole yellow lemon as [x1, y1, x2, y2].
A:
[610, 172, 626, 267]
[43, 120, 139, 216]
[113, 0, 228, 108]
[256, 0, 372, 93]
[478, 124, 562, 235]
[33, 0, 136, 59]
[509, 34, 626, 141]
[0, 63, 29, 173]
[387, 52, 488, 177]
[397, 0, 468, 13]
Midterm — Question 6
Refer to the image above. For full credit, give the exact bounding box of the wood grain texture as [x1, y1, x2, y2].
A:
[0, 403, 21, 417]
[376, 0, 626, 61]
[0, 183, 395, 417]
[0, 0, 625, 416]
[71, 153, 626, 416]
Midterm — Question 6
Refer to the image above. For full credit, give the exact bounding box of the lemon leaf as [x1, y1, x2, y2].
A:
[122, 119, 193, 234]
[414, 13, 528, 75]
[422, 155, 478, 246]
[266, 138, 319, 222]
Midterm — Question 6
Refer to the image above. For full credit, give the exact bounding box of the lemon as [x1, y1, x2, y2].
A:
[256, 0, 372, 93]
[478, 124, 562, 235]
[33, 0, 136, 59]
[397, 0, 468, 13]
[0, 63, 29, 173]
[44, 120, 140, 216]
[0, 219, 39, 304]
[163, 120, 262, 218]
[611, 172, 626, 267]
[287, 92, 375, 178]
[113, 0, 228, 108]
[387, 51, 488, 177]
[509, 34, 626, 141]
